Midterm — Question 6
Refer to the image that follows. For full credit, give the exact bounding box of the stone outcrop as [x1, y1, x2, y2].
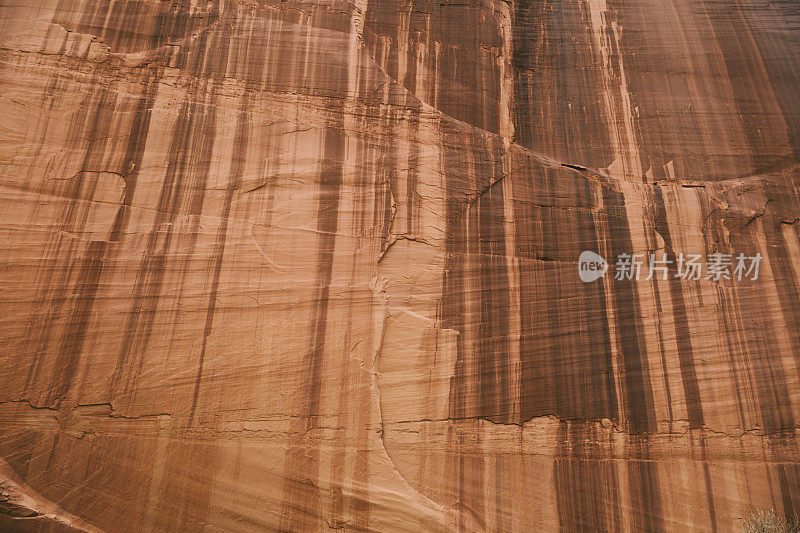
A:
[0, 0, 799, 530]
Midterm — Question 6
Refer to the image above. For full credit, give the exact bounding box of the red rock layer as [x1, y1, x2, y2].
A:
[0, 0, 799, 531]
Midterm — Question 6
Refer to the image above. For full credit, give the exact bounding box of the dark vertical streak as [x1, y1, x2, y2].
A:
[188, 91, 251, 425]
[48, 240, 106, 404]
[477, 177, 511, 422]
[555, 421, 622, 532]
[652, 186, 704, 428]
[603, 188, 656, 434]
[280, 112, 345, 530]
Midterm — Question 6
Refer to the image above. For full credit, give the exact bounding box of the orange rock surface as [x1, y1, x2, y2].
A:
[0, 0, 799, 530]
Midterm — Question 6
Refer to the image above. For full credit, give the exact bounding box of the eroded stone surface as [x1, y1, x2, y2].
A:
[0, 0, 799, 530]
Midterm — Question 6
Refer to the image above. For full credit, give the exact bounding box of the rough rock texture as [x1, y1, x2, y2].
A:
[1, 0, 800, 530]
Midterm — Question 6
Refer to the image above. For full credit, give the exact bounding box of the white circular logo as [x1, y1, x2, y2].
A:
[578, 251, 608, 282]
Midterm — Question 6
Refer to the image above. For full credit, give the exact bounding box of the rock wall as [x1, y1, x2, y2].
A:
[0, 0, 799, 530]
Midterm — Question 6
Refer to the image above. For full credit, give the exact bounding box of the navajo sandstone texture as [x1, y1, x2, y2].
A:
[1, 0, 800, 531]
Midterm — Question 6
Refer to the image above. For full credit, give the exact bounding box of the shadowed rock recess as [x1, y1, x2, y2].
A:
[0, 0, 799, 530]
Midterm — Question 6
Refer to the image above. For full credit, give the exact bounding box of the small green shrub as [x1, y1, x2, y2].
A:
[741, 509, 800, 533]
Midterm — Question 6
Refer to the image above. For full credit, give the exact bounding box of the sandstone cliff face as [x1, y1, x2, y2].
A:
[1, 0, 799, 531]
